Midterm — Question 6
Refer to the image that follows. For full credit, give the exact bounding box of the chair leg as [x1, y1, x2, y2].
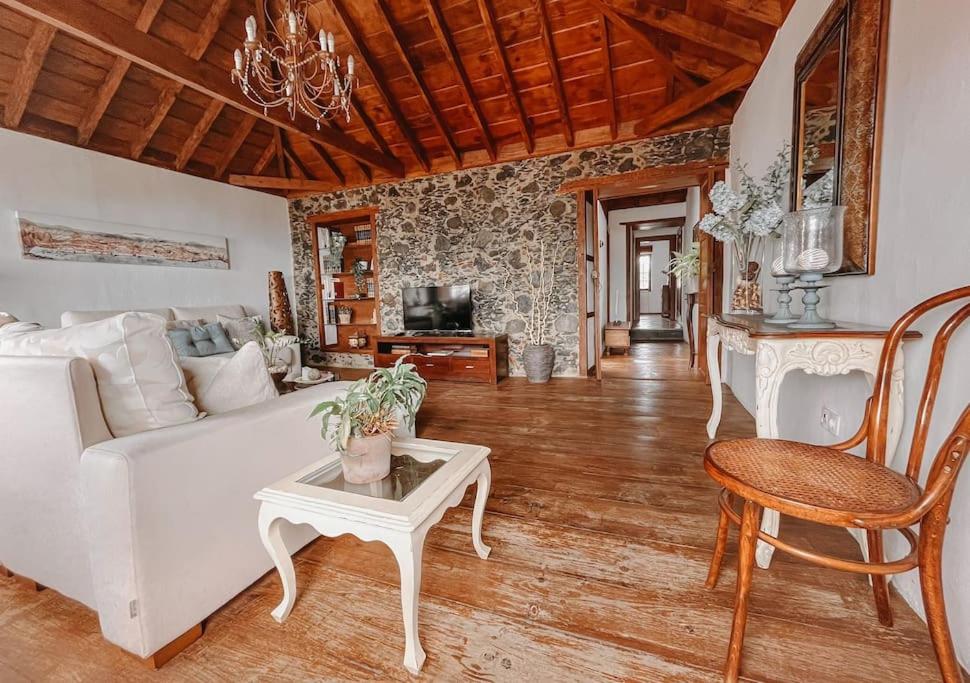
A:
[706, 493, 731, 589]
[866, 530, 894, 627]
[724, 499, 761, 683]
[919, 502, 964, 683]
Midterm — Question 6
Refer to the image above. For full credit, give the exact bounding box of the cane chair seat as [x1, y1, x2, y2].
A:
[705, 438, 921, 522]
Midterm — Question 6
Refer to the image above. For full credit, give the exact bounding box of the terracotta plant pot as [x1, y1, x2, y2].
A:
[340, 434, 392, 484]
[523, 343, 555, 383]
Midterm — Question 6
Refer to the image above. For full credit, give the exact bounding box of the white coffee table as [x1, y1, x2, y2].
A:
[254, 437, 492, 674]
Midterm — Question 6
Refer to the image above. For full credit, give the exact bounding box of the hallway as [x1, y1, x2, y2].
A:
[602, 340, 701, 382]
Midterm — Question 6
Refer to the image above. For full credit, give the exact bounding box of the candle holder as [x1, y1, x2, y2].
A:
[764, 234, 799, 325]
[782, 206, 845, 330]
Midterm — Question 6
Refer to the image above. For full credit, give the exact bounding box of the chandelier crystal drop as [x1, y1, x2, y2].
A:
[231, 0, 355, 128]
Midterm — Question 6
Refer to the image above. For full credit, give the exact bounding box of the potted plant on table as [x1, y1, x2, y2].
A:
[310, 358, 427, 484]
[336, 305, 353, 325]
[519, 236, 567, 384]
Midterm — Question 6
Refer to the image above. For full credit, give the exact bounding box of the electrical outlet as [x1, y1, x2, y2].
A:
[820, 406, 841, 437]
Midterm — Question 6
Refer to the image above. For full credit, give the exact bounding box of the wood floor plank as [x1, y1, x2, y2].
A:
[0, 342, 945, 681]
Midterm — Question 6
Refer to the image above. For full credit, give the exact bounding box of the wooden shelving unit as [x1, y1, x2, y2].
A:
[309, 207, 380, 361]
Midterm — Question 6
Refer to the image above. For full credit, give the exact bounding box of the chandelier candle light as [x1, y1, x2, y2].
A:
[232, 1, 355, 127]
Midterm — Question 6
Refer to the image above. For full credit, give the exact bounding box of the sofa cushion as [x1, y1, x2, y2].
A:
[218, 314, 264, 350]
[179, 341, 278, 414]
[168, 323, 234, 357]
[61, 308, 174, 327]
[171, 304, 246, 324]
[0, 313, 199, 437]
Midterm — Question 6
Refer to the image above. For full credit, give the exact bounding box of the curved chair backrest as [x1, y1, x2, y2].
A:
[866, 286, 970, 483]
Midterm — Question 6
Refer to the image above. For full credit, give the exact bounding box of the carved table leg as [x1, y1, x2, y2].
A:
[258, 506, 297, 623]
[472, 462, 492, 559]
[389, 530, 427, 675]
[753, 344, 788, 569]
[706, 327, 723, 439]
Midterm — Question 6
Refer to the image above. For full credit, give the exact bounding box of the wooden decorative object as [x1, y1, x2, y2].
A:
[375, 334, 508, 384]
[703, 286, 970, 683]
[790, 0, 890, 275]
[268, 270, 295, 335]
[604, 322, 632, 355]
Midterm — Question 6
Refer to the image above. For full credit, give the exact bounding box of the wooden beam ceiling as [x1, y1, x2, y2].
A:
[0, 0, 791, 194]
[0, 0, 402, 176]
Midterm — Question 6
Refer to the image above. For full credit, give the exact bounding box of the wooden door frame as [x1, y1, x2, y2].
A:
[696, 168, 726, 383]
[630, 233, 680, 319]
[576, 189, 603, 379]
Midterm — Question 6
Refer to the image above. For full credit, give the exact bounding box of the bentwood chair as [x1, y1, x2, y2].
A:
[703, 286, 970, 683]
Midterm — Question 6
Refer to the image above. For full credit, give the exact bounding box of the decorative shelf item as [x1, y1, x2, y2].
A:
[782, 206, 845, 329]
[764, 231, 799, 325]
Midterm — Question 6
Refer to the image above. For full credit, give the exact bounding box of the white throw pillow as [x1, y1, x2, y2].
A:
[179, 341, 279, 415]
[0, 312, 199, 437]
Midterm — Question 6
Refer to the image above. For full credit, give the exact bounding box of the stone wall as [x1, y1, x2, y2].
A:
[288, 125, 729, 376]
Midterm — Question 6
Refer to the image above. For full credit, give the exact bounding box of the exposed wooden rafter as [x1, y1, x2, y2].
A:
[252, 139, 277, 175]
[716, 0, 784, 27]
[175, 99, 224, 171]
[374, 0, 460, 167]
[535, 0, 573, 147]
[214, 116, 258, 178]
[3, 20, 55, 128]
[634, 63, 757, 136]
[425, 0, 496, 161]
[327, 0, 429, 173]
[599, 13, 617, 140]
[0, 0, 403, 176]
[76, 0, 165, 145]
[475, 0, 532, 153]
[229, 175, 338, 192]
[605, 0, 763, 63]
[281, 134, 315, 180]
[272, 127, 287, 178]
[305, 140, 347, 186]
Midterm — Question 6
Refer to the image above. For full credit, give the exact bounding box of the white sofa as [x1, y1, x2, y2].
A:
[0, 348, 350, 660]
[60, 304, 302, 380]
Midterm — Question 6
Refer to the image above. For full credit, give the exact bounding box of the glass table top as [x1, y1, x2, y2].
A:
[298, 452, 448, 502]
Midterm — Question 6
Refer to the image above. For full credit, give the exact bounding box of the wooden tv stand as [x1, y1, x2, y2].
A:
[375, 333, 508, 384]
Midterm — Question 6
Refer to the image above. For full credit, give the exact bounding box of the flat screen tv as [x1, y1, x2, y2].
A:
[402, 285, 472, 332]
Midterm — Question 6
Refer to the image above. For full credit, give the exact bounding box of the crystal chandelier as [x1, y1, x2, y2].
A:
[231, 1, 356, 128]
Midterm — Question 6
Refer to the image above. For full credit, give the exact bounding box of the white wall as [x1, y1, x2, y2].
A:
[0, 129, 292, 328]
[684, 186, 701, 344]
[730, 0, 970, 666]
[607, 202, 686, 320]
[636, 238, 669, 314]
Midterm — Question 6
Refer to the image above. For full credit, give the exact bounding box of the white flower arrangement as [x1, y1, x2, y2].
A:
[699, 145, 790, 284]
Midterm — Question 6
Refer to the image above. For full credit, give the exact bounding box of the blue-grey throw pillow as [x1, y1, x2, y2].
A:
[169, 323, 234, 357]
[167, 329, 199, 357]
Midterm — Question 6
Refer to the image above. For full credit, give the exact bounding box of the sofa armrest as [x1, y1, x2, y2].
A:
[0, 356, 111, 607]
[80, 382, 351, 657]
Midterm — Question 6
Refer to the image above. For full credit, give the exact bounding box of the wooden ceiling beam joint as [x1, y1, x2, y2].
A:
[3, 21, 56, 129]
[175, 99, 224, 171]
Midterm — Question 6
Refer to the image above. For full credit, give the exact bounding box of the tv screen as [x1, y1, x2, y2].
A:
[402, 285, 472, 332]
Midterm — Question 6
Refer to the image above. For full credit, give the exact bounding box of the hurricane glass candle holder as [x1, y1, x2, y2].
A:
[782, 206, 845, 329]
[764, 231, 799, 325]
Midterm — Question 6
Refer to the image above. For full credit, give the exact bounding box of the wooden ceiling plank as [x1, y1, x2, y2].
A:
[715, 0, 783, 28]
[252, 138, 276, 174]
[3, 21, 56, 128]
[229, 174, 338, 192]
[425, 0, 496, 162]
[606, 0, 763, 63]
[475, 0, 532, 153]
[326, 0, 429, 173]
[0, 0, 404, 176]
[593, 0, 697, 91]
[76, 0, 165, 145]
[130, 81, 179, 158]
[306, 140, 347, 186]
[374, 0, 461, 168]
[175, 98, 224, 171]
[599, 14, 617, 141]
[634, 63, 756, 136]
[283, 141, 314, 179]
[535, 0, 573, 147]
[214, 115, 257, 178]
[272, 126, 287, 178]
[188, 0, 231, 61]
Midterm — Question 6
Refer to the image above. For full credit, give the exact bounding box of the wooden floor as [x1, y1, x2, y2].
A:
[603, 340, 702, 381]
[0, 346, 944, 681]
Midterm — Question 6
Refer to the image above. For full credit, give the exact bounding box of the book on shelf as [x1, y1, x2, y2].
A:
[353, 225, 372, 243]
[366, 277, 375, 298]
[389, 345, 416, 356]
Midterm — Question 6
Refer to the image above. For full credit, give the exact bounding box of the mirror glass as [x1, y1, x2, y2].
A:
[794, 28, 844, 210]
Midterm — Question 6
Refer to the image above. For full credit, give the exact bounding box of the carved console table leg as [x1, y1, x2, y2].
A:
[706, 325, 723, 439]
[472, 462, 492, 560]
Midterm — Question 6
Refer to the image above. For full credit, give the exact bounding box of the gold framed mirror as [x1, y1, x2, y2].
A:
[790, 0, 890, 275]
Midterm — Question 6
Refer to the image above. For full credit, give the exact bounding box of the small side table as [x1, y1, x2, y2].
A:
[604, 322, 632, 354]
[255, 438, 491, 674]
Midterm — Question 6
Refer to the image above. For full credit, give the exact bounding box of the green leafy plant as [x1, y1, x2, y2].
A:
[665, 242, 700, 281]
[309, 357, 427, 453]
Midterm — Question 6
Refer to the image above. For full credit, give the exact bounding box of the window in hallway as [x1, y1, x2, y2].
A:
[638, 253, 652, 290]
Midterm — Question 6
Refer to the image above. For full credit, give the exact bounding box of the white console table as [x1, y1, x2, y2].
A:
[705, 314, 916, 569]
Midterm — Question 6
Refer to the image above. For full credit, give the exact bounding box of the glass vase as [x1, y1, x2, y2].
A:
[731, 260, 764, 314]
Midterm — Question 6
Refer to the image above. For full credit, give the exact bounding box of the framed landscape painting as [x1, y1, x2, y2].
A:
[17, 211, 230, 270]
